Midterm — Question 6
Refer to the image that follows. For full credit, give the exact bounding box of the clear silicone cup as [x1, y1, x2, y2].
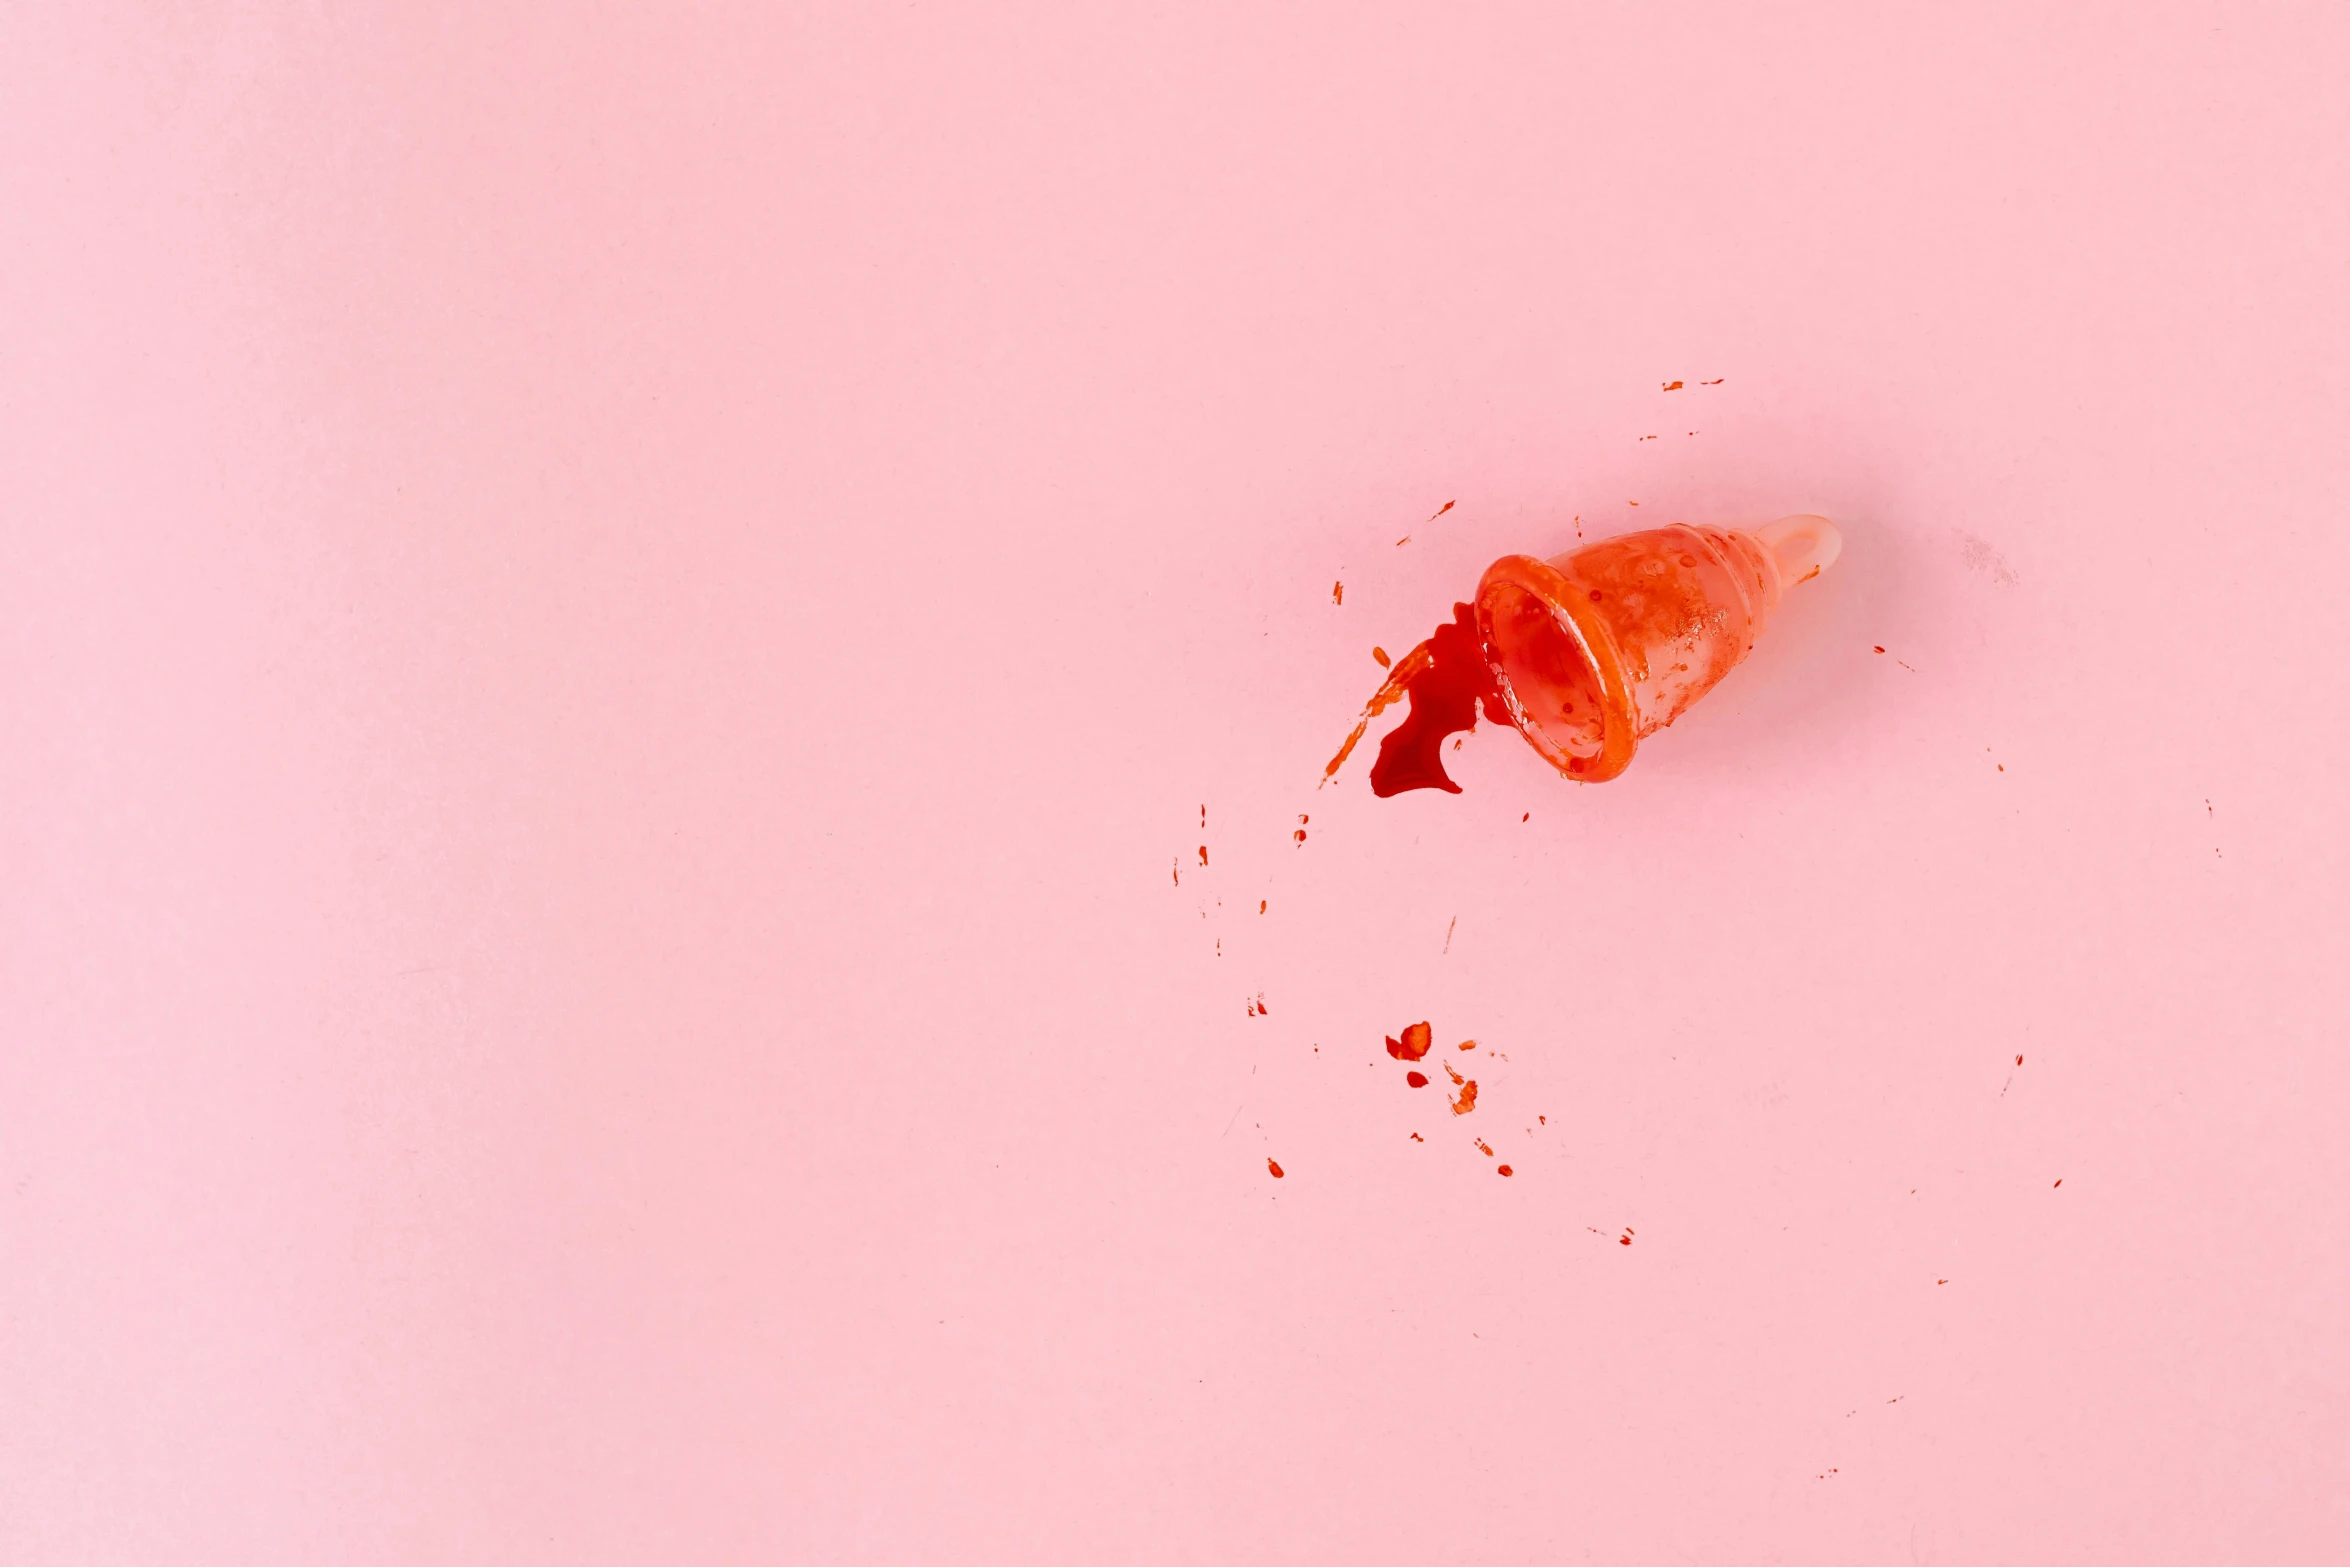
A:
[1474, 514, 1841, 783]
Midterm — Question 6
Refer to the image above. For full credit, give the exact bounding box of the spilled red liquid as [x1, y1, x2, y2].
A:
[1366, 604, 1509, 797]
[1320, 603, 1508, 796]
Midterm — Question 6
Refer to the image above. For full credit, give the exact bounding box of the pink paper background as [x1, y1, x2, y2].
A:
[6, 4, 2347, 1562]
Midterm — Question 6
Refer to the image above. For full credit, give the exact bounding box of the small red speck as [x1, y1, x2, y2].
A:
[1874, 646, 1886, 654]
[1410, 1132, 1423, 1142]
[1997, 764, 2004, 772]
[1258, 899, 1266, 914]
[1619, 1234, 1632, 1246]
[1538, 1115, 1545, 1125]
[1332, 581, 1343, 605]
[1521, 812, 1530, 822]
[2016, 1054, 2024, 1065]
[1497, 1164, 1513, 1176]
[1430, 500, 1455, 521]
[1372, 646, 1390, 667]
[1627, 500, 1640, 506]
[1475, 1139, 1493, 1156]
[1662, 380, 1683, 391]
[2054, 1179, 2063, 1188]
[1171, 860, 1179, 886]
[1405, 1071, 1428, 1088]
[1267, 1159, 1284, 1179]
[1702, 378, 1723, 385]
[1937, 1278, 1948, 1285]
[1293, 829, 1306, 844]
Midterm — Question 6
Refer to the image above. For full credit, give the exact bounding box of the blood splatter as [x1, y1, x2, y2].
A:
[1267, 1159, 1285, 1178]
[1451, 1081, 1478, 1116]
[1475, 1139, 1493, 1156]
[1410, 1132, 1423, 1142]
[1662, 380, 1684, 391]
[1521, 812, 1529, 821]
[1258, 899, 1267, 914]
[1171, 859, 1180, 886]
[1430, 500, 1455, 521]
[1497, 1164, 1514, 1176]
[1197, 846, 1208, 866]
[1405, 1071, 1429, 1088]
[1441, 1060, 1463, 1085]
[1538, 1115, 1545, 1125]
[1386, 1022, 1433, 1061]
[1702, 378, 1723, 385]
[1619, 1230, 1633, 1246]
[2016, 1054, 2024, 1065]
[1874, 645, 1886, 654]
[1372, 646, 1390, 667]
[1457, 1040, 1477, 1051]
[1332, 581, 1344, 605]
[1355, 603, 1511, 797]
[2054, 1179, 2063, 1188]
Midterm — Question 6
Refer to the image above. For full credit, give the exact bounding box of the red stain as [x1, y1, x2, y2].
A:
[1332, 581, 1344, 605]
[1497, 1164, 1514, 1176]
[1197, 846, 1208, 866]
[1410, 1132, 1424, 1142]
[1874, 645, 1886, 654]
[1258, 899, 1267, 914]
[2054, 1179, 2063, 1188]
[1405, 1070, 1429, 1088]
[1360, 603, 1511, 797]
[1171, 859, 1179, 887]
[1441, 1060, 1464, 1085]
[1267, 1159, 1285, 1179]
[2016, 1054, 2024, 1065]
[1619, 1231, 1632, 1246]
[1372, 646, 1390, 667]
[1294, 828, 1307, 845]
[1451, 1080, 1478, 1116]
[1430, 500, 1455, 520]
[1538, 1115, 1545, 1125]
[1702, 378, 1723, 385]
[1522, 812, 1530, 821]
[1937, 1278, 1947, 1285]
[1386, 1022, 1433, 1061]
[1475, 1139, 1493, 1156]
[1457, 1040, 1477, 1051]
[1662, 380, 1684, 391]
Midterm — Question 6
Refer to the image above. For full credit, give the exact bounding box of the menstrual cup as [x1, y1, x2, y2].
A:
[1475, 514, 1841, 783]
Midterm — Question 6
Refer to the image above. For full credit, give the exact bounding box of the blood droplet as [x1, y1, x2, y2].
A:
[1497, 1164, 1514, 1176]
[1662, 380, 1684, 391]
[1267, 1159, 1285, 1179]
[1332, 581, 1343, 605]
[1405, 1071, 1429, 1088]
[1386, 1022, 1433, 1061]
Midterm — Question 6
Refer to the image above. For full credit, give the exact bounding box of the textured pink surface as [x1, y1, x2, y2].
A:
[5, 4, 2347, 1562]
